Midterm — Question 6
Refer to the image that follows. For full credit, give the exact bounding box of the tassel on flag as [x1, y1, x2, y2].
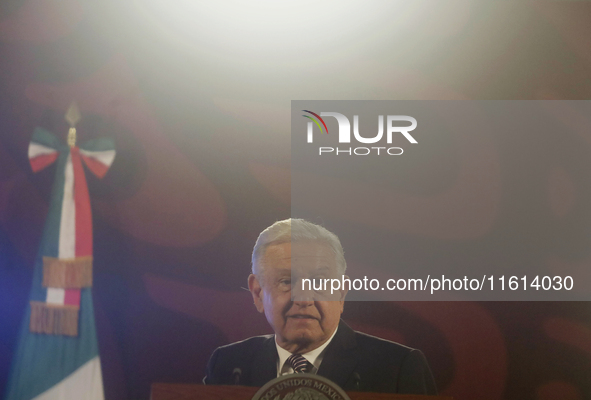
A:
[5, 104, 115, 400]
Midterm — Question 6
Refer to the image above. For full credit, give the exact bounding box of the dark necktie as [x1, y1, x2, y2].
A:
[286, 354, 311, 373]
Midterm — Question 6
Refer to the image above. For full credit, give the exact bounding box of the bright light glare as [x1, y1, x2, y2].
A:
[134, 0, 407, 63]
[130, 0, 474, 102]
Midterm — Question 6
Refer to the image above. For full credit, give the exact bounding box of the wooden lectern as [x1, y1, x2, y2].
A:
[151, 383, 453, 400]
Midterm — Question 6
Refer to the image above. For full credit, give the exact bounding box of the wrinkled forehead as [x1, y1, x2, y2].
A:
[262, 241, 339, 274]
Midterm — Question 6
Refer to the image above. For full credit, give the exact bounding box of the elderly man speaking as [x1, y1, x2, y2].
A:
[204, 219, 437, 395]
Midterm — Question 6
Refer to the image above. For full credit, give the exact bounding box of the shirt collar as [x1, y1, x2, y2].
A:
[275, 326, 339, 376]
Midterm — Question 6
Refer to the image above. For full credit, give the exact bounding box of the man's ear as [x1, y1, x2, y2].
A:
[248, 274, 265, 313]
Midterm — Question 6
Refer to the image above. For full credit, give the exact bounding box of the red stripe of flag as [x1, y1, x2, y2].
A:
[80, 154, 110, 178]
[29, 153, 58, 172]
[64, 288, 81, 306]
[70, 147, 93, 257]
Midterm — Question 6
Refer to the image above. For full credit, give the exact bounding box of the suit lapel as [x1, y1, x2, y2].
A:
[317, 320, 360, 388]
[251, 336, 279, 386]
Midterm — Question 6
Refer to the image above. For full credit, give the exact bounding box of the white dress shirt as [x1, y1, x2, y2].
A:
[275, 326, 339, 376]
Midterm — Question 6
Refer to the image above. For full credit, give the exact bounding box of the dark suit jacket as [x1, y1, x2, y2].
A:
[204, 320, 437, 395]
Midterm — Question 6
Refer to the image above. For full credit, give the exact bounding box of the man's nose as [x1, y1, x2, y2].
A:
[293, 299, 314, 308]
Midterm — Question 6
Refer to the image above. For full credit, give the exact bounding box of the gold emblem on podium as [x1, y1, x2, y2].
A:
[251, 373, 351, 400]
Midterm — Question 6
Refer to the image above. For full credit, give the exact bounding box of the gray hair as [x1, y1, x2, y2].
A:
[251, 218, 347, 276]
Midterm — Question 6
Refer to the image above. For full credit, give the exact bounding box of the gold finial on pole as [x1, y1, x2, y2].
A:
[65, 101, 81, 147]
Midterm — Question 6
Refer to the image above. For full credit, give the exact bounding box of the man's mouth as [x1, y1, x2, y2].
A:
[288, 314, 318, 320]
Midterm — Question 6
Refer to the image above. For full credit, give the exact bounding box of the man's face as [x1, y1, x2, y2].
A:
[248, 241, 347, 353]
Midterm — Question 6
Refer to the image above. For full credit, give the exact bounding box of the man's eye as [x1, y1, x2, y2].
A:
[279, 279, 291, 286]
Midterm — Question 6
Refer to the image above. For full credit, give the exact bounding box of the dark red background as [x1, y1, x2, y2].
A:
[0, 1, 590, 399]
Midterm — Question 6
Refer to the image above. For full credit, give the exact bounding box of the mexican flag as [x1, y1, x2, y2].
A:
[5, 127, 115, 400]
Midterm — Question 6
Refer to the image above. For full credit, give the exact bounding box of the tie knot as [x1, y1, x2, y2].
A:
[286, 354, 311, 373]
